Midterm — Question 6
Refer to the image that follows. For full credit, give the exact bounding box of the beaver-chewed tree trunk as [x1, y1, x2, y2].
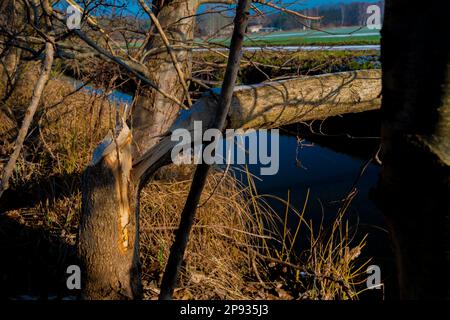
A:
[79, 115, 142, 300]
[79, 67, 381, 299]
[376, 0, 450, 299]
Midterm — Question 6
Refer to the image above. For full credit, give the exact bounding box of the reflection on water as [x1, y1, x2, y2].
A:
[229, 132, 394, 298]
[234, 134, 383, 227]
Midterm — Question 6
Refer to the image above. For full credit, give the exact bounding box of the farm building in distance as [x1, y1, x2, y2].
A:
[248, 24, 281, 33]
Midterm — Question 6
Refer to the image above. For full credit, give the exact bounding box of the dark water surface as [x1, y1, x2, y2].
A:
[228, 115, 395, 298]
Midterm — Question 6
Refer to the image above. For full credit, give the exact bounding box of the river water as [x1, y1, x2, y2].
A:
[223, 121, 393, 299]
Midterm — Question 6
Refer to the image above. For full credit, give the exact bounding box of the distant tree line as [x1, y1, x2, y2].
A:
[264, 1, 384, 30]
[196, 1, 384, 35]
[196, 9, 234, 36]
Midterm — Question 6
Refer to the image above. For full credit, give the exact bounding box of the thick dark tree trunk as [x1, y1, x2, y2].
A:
[377, 0, 450, 299]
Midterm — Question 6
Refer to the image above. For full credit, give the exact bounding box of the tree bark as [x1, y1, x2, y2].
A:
[132, 0, 237, 157]
[376, 0, 450, 299]
[208, 69, 381, 129]
[132, 0, 200, 157]
[78, 114, 143, 300]
[1, 48, 21, 89]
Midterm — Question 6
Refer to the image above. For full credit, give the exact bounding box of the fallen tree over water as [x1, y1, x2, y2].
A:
[200, 69, 381, 129]
[79, 68, 381, 299]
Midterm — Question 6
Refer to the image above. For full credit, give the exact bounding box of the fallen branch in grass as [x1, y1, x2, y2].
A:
[0, 40, 54, 199]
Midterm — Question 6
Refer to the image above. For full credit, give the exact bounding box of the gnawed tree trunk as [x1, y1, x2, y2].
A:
[375, 0, 450, 299]
[80, 67, 380, 300]
[80, 69, 380, 299]
[78, 109, 172, 299]
[78, 0, 234, 300]
[78, 113, 142, 300]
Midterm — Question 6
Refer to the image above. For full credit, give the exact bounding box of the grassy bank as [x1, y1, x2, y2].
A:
[208, 35, 380, 47]
[195, 50, 380, 83]
[204, 26, 380, 47]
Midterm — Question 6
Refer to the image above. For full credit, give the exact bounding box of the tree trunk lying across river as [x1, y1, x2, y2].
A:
[198, 69, 381, 129]
[80, 68, 381, 299]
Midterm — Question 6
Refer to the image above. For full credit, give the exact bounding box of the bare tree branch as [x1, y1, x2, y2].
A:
[73, 29, 188, 110]
[0, 40, 54, 198]
[252, 0, 323, 21]
[158, 0, 252, 300]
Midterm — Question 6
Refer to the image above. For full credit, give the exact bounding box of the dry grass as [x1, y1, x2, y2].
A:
[298, 196, 369, 299]
[137, 164, 369, 300]
[240, 170, 368, 300]
[1, 63, 118, 185]
[140, 166, 265, 299]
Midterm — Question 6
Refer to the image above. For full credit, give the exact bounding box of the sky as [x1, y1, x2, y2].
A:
[121, 0, 383, 15]
[298, 0, 380, 7]
[66, 0, 382, 17]
[197, 0, 383, 17]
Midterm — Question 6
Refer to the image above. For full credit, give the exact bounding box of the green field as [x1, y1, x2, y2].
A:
[206, 26, 381, 47]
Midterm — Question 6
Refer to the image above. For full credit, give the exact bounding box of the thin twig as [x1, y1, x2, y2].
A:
[73, 29, 188, 110]
[252, 0, 323, 21]
[158, 0, 252, 300]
